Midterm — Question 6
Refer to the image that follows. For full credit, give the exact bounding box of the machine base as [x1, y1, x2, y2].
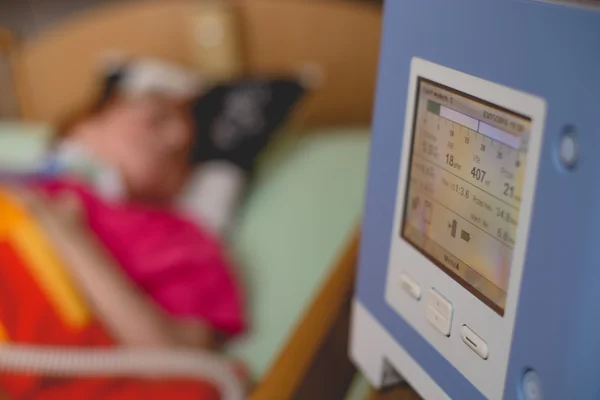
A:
[349, 299, 449, 400]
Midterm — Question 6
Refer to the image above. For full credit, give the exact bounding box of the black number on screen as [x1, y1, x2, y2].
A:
[465, 136, 470, 144]
[480, 144, 486, 152]
[446, 154, 454, 167]
[450, 130, 454, 137]
[496, 207, 512, 222]
[503, 183, 514, 198]
[471, 167, 486, 182]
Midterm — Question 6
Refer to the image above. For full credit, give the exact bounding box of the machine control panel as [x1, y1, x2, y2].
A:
[382, 58, 546, 399]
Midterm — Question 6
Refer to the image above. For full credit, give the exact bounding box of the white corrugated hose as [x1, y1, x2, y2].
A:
[0, 345, 245, 400]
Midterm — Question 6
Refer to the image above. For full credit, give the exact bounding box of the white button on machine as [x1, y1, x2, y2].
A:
[460, 325, 489, 360]
[426, 306, 451, 336]
[399, 273, 421, 300]
[426, 289, 453, 336]
[427, 289, 454, 320]
[428, 289, 453, 319]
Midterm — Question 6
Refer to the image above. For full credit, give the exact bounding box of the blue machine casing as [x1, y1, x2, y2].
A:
[351, 0, 600, 399]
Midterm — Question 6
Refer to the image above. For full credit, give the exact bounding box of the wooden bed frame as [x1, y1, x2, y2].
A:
[0, 1, 384, 398]
[1, 0, 381, 128]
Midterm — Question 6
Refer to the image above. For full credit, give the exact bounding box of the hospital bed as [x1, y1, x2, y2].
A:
[0, 0, 381, 398]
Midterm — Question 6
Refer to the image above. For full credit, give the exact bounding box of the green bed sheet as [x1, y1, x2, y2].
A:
[0, 122, 53, 171]
[226, 129, 371, 377]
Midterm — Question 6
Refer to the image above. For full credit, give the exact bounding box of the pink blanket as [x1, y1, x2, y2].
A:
[38, 179, 247, 336]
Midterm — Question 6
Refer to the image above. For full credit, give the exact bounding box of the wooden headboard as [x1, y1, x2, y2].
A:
[6, 0, 381, 128]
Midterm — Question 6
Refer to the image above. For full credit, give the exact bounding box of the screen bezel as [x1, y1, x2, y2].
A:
[400, 77, 532, 316]
[384, 57, 546, 399]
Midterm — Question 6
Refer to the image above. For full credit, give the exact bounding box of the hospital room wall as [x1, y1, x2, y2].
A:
[0, 0, 142, 38]
[0, 0, 382, 39]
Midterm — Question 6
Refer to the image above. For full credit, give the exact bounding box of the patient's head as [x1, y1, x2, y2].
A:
[66, 94, 194, 203]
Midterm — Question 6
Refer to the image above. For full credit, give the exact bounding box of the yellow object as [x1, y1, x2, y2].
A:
[0, 190, 90, 330]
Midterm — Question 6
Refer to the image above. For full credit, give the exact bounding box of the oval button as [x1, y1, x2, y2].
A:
[522, 369, 542, 400]
[399, 273, 421, 300]
[460, 325, 489, 359]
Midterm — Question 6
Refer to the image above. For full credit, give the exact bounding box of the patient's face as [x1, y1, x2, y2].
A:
[72, 95, 194, 202]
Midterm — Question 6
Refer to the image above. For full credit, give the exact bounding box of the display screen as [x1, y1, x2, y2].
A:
[402, 78, 531, 314]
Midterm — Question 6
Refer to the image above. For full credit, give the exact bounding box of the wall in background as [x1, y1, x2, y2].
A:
[0, 0, 380, 39]
[0, 0, 137, 38]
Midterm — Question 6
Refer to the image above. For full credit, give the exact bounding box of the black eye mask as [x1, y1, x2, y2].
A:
[188, 78, 306, 172]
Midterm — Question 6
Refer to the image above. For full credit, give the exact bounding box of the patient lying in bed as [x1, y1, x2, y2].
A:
[6, 60, 305, 351]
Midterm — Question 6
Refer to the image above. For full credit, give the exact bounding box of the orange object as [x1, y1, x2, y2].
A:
[0, 190, 224, 399]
